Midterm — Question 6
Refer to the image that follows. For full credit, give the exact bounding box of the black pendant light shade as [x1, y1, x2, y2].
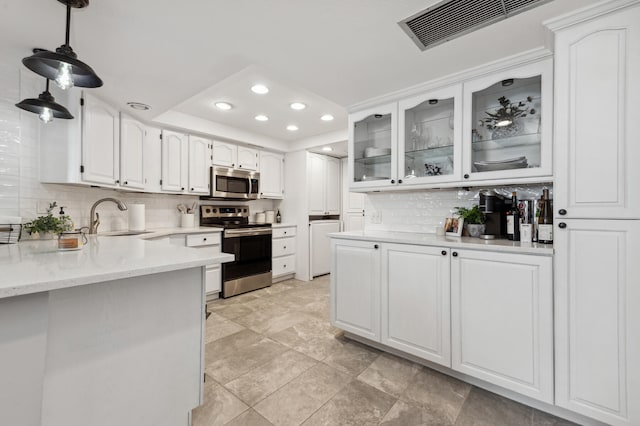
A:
[15, 79, 74, 122]
[22, 0, 102, 89]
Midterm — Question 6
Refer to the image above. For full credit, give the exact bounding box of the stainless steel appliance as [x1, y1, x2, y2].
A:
[206, 167, 260, 200]
[200, 205, 271, 298]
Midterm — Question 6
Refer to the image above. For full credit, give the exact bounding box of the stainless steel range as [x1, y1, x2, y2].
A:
[200, 205, 272, 298]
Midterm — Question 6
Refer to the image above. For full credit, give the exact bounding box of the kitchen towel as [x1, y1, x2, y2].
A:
[128, 204, 146, 231]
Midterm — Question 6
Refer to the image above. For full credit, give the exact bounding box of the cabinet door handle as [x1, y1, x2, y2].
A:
[124, 181, 128, 185]
[283, 246, 286, 249]
[203, 238, 207, 241]
[115, 179, 120, 184]
[239, 165, 242, 168]
[558, 222, 567, 229]
[463, 174, 469, 179]
[283, 231, 287, 235]
[398, 179, 403, 184]
[441, 250, 447, 256]
[191, 188, 194, 191]
[452, 252, 458, 257]
[391, 179, 395, 184]
[559, 209, 567, 216]
[374, 244, 379, 249]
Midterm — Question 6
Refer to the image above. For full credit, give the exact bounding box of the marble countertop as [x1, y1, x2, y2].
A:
[0, 234, 234, 300]
[270, 223, 296, 228]
[329, 230, 553, 256]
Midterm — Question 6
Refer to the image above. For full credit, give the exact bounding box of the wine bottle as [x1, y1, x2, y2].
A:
[506, 191, 520, 241]
[275, 209, 282, 224]
[537, 188, 553, 244]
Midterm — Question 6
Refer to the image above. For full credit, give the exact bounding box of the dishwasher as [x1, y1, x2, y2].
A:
[309, 219, 341, 278]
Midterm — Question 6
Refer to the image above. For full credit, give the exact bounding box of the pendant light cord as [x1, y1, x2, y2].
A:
[64, 2, 71, 47]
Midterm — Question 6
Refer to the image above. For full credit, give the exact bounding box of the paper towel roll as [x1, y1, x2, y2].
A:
[128, 204, 146, 231]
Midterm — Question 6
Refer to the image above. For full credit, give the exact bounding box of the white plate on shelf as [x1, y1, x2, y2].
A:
[364, 147, 391, 158]
[473, 156, 528, 172]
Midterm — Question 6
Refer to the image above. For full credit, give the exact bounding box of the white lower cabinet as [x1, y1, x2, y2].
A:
[450, 249, 554, 403]
[184, 232, 222, 297]
[272, 226, 296, 280]
[331, 239, 381, 341]
[381, 244, 451, 367]
[554, 220, 640, 426]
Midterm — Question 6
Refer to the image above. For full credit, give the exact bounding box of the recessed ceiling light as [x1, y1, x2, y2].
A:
[290, 102, 306, 110]
[251, 84, 269, 94]
[214, 102, 233, 110]
[320, 114, 334, 121]
[127, 102, 151, 111]
[286, 125, 299, 131]
[322, 146, 333, 152]
[255, 114, 269, 121]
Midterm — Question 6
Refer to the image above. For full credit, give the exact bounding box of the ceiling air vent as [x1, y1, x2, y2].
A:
[399, 0, 552, 51]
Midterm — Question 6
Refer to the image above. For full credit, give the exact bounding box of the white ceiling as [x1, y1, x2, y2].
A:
[0, 0, 601, 147]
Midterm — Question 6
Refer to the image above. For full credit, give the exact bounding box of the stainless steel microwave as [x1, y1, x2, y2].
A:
[209, 166, 260, 199]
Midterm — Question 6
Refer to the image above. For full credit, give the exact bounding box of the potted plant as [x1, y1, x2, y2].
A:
[455, 205, 486, 237]
[24, 202, 73, 239]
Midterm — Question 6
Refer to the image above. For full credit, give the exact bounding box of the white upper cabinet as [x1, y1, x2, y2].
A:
[237, 146, 259, 171]
[119, 114, 145, 190]
[212, 141, 237, 168]
[462, 59, 553, 182]
[259, 151, 284, 199]
[212, 141, 258, 171]
[188, 136, 210, 195]
[144, 126, 162, 193]
[348, 103, 398, 189]
[161, 130, 188, 193]
[308, 153, 341, 215]
[398, 84, 463, 186]
[81, 93, 120, 186]
[551, 4, 640, 219]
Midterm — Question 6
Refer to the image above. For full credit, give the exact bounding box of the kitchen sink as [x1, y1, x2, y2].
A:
[100, 230, 153, 236]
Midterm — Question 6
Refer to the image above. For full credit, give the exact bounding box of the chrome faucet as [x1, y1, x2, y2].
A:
[89, 198, 128, 234]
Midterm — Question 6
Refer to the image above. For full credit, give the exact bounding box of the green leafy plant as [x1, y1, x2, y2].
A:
[482, 96, 535, 130]
[24, 202, 73, 235]
[455, 205, 485, 225]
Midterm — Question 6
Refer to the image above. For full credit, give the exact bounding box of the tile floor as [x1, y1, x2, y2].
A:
[194, 276, 577, 426]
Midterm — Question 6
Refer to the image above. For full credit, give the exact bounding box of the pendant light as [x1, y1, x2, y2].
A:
[15, 79, 74, 123]
[22, 0, 102, 90]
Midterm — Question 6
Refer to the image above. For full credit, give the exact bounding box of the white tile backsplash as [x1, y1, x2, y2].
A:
[364, 184, 551, 234]
[0, 59, 275, 232]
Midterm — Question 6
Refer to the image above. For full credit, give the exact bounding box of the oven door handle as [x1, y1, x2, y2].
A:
[224, 228, 272, 238]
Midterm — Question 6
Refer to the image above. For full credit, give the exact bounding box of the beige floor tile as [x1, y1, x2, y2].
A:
[455, 387, 532, 426]
[225, 408, 274, 426]
[206, 336, 289, 384]
[380, 399, 452, 425]
[402, 367, 472, 424]
[254, 363, 352, 426]
[238, 310, 317, 336]
[532, 409, 579, 425]
[205, 329, 263, 365]
[270, 321, 344, 362]
[357, 352, 422, 398]
[191, 381, 248, 426]
[302, 380, 397, 426]
[224, 350, 317, 406]
[205, 318, 246, 344]
[322, 336, 381, 376]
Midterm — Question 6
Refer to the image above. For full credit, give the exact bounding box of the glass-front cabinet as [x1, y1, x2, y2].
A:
[349, 103, 397, 188]
[398, 85, 463, 185]
[462, 59, 553, 181]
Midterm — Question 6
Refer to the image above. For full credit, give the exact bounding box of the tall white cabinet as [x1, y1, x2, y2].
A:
[187, 136, 210, 195]
[547, 2, 640, 424]
[119, 114, 145, 190]
[260, 151, 284, 199]
[81, 94, 120, 186]
[308, 153, 340, 216]
[161, 130, 188, 193]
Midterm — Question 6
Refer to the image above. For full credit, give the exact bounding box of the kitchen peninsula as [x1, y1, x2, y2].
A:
[0, 235, 233, 426]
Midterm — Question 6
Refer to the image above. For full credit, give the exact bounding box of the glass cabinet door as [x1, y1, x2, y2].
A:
[398, 85, 462, 185]
[462, 59, 553, 181]
[349, 103, 397, 188]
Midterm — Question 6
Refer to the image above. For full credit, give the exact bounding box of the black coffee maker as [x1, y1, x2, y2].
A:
[479, 190, 508, 238]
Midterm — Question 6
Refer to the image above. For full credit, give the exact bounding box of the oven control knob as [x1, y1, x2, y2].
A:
[243, 209, 248, 213]
[212, 208, 217, 213]
[205, 208, 211, 214]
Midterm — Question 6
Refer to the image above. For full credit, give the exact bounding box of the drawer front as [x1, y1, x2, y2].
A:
[273, 227, 296, 239]
[272, 237, 296, 257]
[273, 255, 295, 277]
[186, 233, 221, 247]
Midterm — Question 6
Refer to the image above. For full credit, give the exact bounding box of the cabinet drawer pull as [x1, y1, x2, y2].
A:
[558, 222, 567, 229]
[283, 231, 287, 235]
[398, 179, 403, 184]
[452, 252, 458, 257]
[203, 238, 207, 241]
[391, 179, 395, 184]
[374, 244, 379, 249]
[463, 174, 469, 179]
[181, 187, 185, 191]
[441, 250, 447, 256]
[283, 246, 286, 249]
[115, 179, 120, 184]
[124, 181, 128, 185]
[559, 209, 567, 216]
